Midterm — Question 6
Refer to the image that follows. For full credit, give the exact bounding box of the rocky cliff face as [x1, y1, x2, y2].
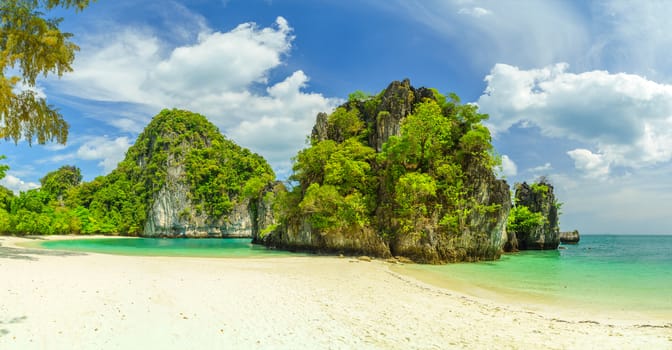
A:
[370, 80, 435, 152]
[264, 80, 511, 263]
[507, 181, 560, 250]
[559, 230, 580, 244]
[142, 153, 233, 237]
[312, 79, 435, 150]
[387, 158, 511, 263]
[111, 109, 277, 238]
[250, 182, 282, 243]
[463, 160, 512, 257]
[263, 223, 392, 257]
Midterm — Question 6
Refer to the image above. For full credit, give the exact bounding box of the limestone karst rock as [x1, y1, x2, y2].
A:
[505, 181, 561, 250]
[263, 80, 511, 263]
[106, 109, 277, 238]
[559, 230, 580, 244]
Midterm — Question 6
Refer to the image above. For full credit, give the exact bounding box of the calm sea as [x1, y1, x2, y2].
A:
[398, 235, 672, 320]
[38, 237, 298, 258]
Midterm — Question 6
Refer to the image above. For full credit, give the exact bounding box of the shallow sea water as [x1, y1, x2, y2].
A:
[37, 237, 299, 258]
[398, 235, 672, 320]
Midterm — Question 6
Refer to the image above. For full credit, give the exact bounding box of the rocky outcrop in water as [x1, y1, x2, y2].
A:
[559, 230, 580, 244]
[385, 157, 512, 262]
[506, 181, 560, 250]
[263, 224, 392, 257]
[263, 80, 511, 263]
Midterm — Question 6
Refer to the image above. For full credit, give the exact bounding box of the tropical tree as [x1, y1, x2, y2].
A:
[40, 165, 82, 202]
[1, 0, 93, 145]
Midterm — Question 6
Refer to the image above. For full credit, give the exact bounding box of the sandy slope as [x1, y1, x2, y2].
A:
[0, 236, 670, 350]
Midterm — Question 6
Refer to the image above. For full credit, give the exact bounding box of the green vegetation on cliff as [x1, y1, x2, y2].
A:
[267, 80, 511, 263]
[0, 109, 274, 236]
[113, 109, 273, 223]
[505, 180, 561, 251]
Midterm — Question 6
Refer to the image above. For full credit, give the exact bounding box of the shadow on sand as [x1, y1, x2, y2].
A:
[0, 316, 28, 338]
[0, 238, 85, 260]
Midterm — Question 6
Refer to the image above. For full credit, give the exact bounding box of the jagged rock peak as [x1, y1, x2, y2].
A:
[311, 112, 329, 142]
[311, 79, 436, 151]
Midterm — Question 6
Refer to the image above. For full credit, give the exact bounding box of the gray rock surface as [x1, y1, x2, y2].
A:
[506, 181, 560, 250]
[559, 230, 580, 244]
[138, 116, 276, 238]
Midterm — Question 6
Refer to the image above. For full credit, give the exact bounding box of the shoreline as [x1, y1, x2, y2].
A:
[1, 235, 670, 349]
[7, 234, 672, 324]
[392, 263, 671, 326]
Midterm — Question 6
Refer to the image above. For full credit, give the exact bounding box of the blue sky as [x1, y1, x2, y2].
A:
[3, 0, 672, 234]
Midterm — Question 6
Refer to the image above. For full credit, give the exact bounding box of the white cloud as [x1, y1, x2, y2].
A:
[370, 0, 589, 69]
[226, 70, 341, 175]
[60, 28, 163, 104]
[553, 162, 672, 234]
[62, 16, 293, 106]
[14, 81, 47, 99]
[0, 174, 40, 194]
[500, 155, 517, 177]
[370, 0, 672, 83]
[38, 153, 76, 164]
[458, 7, 491, 18]
[147, 16, 293, 99]
[76, 136, 133, 174]
[566, 149, 609, 179]
[43, 143, 69, 152]
[478, 63, 672, 176]
[108, 117, 147, 134]
[53, 16, 337, 175]
[528, 162, 552, 173]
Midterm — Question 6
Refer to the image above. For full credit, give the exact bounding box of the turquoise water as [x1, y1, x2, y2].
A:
[402, 235, 672, 318]
[38, 235, 672, 318]
[38, 238, 299, 258]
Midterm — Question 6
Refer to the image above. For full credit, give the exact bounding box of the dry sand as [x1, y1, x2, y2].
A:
[0, 236, 670, 350]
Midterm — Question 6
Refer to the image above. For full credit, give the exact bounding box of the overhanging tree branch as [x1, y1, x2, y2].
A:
[0, 0, 93, 145]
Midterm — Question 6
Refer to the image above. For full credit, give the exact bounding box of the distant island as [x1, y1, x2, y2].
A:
[0, 80, 570, 264]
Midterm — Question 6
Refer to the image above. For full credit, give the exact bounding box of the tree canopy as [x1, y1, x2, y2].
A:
[40, 164, 81, 200]
[0, 109, 275, 236]
[0, 0, 93, 145]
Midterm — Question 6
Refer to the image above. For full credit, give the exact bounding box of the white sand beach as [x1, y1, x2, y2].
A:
[0, 236, 670, 350]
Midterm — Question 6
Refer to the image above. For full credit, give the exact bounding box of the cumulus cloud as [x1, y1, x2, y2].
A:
[60, 28, 163, 104]
[566, 149, 609, 179]
[500, 155, 517, 177]
[478, 63, 672, 176]
[54, 16, 337, 175]
[76, 136, 133, 174]
[1, 174, 40, 194]
[225, 70, 339, 175]
[147, 16, 293, 99]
